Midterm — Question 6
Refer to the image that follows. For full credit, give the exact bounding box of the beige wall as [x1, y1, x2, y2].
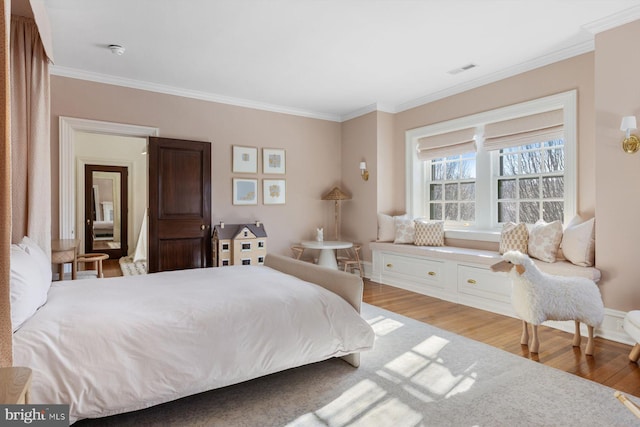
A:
[594, 20, 640, 311]
[50, 76, 342, 256]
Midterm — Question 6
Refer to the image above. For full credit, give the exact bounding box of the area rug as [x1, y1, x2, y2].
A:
[75, 303, 639, 426]
[118, 256, 147, 276]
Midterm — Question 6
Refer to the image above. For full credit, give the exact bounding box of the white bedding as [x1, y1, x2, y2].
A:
[13, 265, 375, 422]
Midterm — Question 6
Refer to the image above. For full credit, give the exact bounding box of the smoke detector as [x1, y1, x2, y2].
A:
[108, 44, 125, 56]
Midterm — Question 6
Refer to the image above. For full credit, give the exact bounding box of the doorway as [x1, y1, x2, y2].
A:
[84, 164, 128, 259]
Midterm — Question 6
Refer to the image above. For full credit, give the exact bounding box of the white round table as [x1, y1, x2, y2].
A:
[300, 241, 353, 270]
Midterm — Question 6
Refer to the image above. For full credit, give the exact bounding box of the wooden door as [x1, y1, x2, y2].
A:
[148, 137, 211, 272]
[84, 164, 128, 259]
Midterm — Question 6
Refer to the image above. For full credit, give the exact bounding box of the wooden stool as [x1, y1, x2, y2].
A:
[76, 253, 109, 278]
[624, 310, 640, 362]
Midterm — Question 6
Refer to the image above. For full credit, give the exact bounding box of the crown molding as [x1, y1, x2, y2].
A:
[50, 66, 343, 122]
[395, 39, 594, 114]
[582, 5, 640, 34]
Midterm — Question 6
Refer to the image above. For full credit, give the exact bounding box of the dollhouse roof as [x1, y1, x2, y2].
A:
[213, 223, 267, 240]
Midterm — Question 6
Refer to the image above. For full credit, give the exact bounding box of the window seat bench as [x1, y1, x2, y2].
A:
[370, 241, 601, 318]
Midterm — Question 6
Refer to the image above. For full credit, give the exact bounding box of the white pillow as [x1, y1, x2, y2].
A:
[528, 220, 563, 263]
[561, 216, 595, 267]
[393, 216, 415, 244]
[10, 245, 49, 331]
[377, 213, 396, 242]
[18, 236, 52, 286]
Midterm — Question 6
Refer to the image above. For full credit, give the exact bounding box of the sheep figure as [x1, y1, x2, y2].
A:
[490, 250, 604, 356]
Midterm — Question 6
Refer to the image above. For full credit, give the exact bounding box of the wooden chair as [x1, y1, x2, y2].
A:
[337, 244, 363, 277]
[76, 253, 109, 279]
[290, 245, 305, 260]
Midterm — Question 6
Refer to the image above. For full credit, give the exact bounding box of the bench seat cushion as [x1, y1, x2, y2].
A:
[370, 242, 601, 282]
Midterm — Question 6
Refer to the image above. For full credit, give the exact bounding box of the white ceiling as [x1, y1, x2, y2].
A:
[43, 0, 640, 122]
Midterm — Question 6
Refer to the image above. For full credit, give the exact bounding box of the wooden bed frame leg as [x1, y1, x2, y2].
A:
[530, 324, 539, 353]
[521, 320, 529, 346]
[629, 344, 640, 362]
[572, 320, 582, 347]
[585, 325, 595, 356]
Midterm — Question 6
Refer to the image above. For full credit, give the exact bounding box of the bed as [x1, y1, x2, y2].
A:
[11, 248, 375, 423]
[92, 220, 114, 239]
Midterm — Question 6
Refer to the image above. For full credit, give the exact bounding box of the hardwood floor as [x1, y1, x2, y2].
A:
[363, 280, 640, 398]
[102, 261, 640, 398]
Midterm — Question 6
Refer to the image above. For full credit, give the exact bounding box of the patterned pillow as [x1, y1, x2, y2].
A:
[393, 216, 415, 244]
[528, 220, 563, 262]
[561, 216, 595, 267]
[499, 222, 528, 254]
[413, 220, 444, 246]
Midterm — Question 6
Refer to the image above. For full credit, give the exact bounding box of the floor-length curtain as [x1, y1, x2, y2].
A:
[10, 15, 50, 256]
[0, 0, 12, 368]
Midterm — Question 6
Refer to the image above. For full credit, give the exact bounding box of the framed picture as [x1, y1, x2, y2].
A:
[263, 148, 286, 174]
[263, 179, 286, 205]
[233, 178, 258, 205]
[233, 145, 258, 173]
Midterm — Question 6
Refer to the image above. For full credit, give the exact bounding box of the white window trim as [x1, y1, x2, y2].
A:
[405, 90, 577, 241]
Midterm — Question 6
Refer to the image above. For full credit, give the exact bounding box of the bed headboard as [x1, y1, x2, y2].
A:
[264, 253, 363, 312]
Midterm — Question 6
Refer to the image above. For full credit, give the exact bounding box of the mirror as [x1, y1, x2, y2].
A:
[84, 165, 128, 258]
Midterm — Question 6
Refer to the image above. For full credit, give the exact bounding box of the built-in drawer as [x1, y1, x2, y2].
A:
[457, 265, 511, 303]
[381, 252, 444, 287]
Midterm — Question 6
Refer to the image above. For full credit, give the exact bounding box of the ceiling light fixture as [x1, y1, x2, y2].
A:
[108, 44, 126, 56]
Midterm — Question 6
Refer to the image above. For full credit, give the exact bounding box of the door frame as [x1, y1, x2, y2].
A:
[59, 117, 159, 241]
[84, 164, 129, 259]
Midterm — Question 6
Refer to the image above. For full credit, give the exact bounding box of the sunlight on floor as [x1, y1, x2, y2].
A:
[287, 314, 478, 426]
[367, 315, 404, 336]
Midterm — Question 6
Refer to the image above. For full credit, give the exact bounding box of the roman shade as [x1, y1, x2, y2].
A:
[484, 109, 564, 151]
[416, 127, 476, 161]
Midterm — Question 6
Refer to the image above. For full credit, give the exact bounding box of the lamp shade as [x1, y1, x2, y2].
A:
[322, 186, 351, 201]
[620, 116, 637, 132]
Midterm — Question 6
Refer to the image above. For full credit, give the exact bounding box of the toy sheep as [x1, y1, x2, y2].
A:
[491, 250, 604, 356]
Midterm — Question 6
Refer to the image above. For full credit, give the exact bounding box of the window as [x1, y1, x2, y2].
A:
[258, 241, 265, 248]
[222, 243, 229, 251]
[242, 242, 251, 251]
[406, 91, 576, 236]
[428, 152, 476, 223]
[496, 140, 565, 224]
[242, 259, 251, 265]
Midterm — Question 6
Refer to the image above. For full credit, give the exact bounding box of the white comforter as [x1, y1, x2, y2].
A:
[13, 265, 375, 422]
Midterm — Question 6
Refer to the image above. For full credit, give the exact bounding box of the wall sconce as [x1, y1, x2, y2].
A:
[359, 161, 369, 181]
[620, 116, 639, 153]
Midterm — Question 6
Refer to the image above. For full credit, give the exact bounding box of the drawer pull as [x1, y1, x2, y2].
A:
[428, 271, 436, 276]
[386, 263, 393, 268]
[467, 279, 477, 285]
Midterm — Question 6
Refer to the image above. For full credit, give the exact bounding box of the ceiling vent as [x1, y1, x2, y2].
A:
[448, 63, 477, 75]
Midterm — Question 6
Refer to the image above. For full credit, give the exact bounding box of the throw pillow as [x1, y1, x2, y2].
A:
[528, 220, 563, 263]
[561, 216, 595, 267]
[413, 220, 444, 246]
[393, 216, 415, 244]
[10, 245, 49, 331]
[19, 236, 52, 286]
[377, 213, 396, 242]
[499, 222, 528, 254]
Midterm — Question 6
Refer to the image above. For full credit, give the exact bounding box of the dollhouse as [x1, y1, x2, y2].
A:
[212, 222, 267, 267]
